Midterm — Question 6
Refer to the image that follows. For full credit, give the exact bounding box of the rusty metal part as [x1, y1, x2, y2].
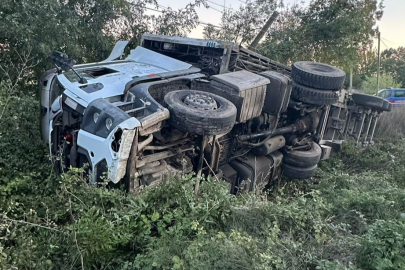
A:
[218, 135, 232, 165]
[138, 134, 153, 151]
[139, 122, 163, 136]
[268, 150, 283, 182]
[253, 135, 286, 156]
[138, 109, 170, 136]
[126, 129, 139, 192]
[209, 136, 220, 172]
[197, 136, 208, 177]
[195, 136, 209, 198]
[136, 145, 194, 168]
[115, 129, 137, 183]
[238, 111, 320, 142]
[139, 160, 161, 169]
[154, 129, 188, 144]
[144, 138, 190, 151]
[367, 114, 380, 144]
[136, 160, 167, 177]
[184, 92, 218, 110]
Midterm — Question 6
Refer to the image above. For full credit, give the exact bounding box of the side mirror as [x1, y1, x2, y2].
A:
[50, 51, 87, 84]
[51, 51, 76, 72]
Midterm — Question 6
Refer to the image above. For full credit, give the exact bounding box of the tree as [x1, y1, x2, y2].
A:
[380, 47, 405, 87]
[362, 73, 401, 95]
[259, 0, 384, 70]
[0, 0, 207, 90]
[0, 0, 130, 84]
[203, 0, 282, 46]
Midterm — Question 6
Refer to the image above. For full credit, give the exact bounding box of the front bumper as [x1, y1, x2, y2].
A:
[77, 117, 139, 183]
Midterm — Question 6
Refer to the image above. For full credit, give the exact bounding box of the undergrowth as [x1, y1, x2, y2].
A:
[1, 87, 405, 270]
[374, 106, 405, 139]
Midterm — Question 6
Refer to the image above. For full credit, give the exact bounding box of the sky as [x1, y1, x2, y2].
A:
[152, 0, 404, 49]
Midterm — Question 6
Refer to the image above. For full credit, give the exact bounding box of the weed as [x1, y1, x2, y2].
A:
[374, 106, 405, 140]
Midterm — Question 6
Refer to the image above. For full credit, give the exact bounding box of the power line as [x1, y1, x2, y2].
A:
[144, 2, 223, 30]
[145, 6, 222, 29]
[381, 37, 400, 47]
[198, 21, 222, 29]
[207, 5, 224, 13]
[145, 7, 161, 12]
[206, 0, 235, 11]
[158, 0, 224, 14]
[380, 39, 389, 49]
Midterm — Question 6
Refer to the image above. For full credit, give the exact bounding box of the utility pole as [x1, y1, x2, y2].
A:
[376, 30, 381, 95]
[249, 11, 279, 50]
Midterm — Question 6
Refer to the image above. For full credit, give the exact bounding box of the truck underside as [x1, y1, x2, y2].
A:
[40, 34, 392, 194]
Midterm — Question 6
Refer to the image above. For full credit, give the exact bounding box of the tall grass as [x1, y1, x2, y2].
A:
[374, 106, 405, 140]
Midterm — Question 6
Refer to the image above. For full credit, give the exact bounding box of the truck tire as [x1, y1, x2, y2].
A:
[292, 61, 346, 90]
[291, 83, 339, 106]
[282, 163, 317, 180]
[282, 142, 322, 168]
[351, 93, 384, 110]
[164, 90, 237, 136]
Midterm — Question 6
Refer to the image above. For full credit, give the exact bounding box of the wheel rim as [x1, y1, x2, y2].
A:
[183, 93, 218, 111]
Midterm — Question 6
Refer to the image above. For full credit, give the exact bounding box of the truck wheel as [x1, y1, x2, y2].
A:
[282, 142, 322, 168]
[282, 163, 317, 180]
[351, 93, 384, 110]
[164, 90, 237, 136]
[292, 61, 346, 90]
[291, 83, 339, 106]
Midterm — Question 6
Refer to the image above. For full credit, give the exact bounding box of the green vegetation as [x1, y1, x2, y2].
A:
[205, 0, 384, 71]
[206, 0, 405, 91]
[380, 47, 405, 88]
[375, 106, 405, 139]
[1, 79, 405, 269]
[1, 0, 405, 269]
[362, 74, 402, 95]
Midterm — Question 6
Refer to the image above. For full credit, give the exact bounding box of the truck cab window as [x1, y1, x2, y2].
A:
[50, 78, 65, 105]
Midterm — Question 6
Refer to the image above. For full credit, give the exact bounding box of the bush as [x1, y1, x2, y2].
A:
[2, 79, 405, 269]
[362, 74, 401, 95]
[357, 220, 405, 270]
[374, 106, 405, 140]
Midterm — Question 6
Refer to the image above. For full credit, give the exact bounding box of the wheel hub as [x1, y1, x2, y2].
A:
[184, 93, 218, 110]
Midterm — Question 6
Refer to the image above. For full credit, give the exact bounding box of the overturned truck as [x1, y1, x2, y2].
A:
[39, 34, 391, 193]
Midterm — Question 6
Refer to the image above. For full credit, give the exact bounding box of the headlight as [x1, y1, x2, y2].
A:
[106, 118, 113, 130]
[82, 98, 132, 138]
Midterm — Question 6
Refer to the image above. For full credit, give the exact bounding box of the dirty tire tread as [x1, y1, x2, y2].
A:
[282, 163, 317, 180]
[291, 83, 339, 105]
[282, 142, 322, 168]
[164, 90, 237, 136]
[351, 93, 385, 110]
[292, 61, 346, 90]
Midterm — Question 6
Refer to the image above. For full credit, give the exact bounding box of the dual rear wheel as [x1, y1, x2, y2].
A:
[291, 61, 345, 106]
[281, 142, 322, 179]
[282, 62, 345, 179]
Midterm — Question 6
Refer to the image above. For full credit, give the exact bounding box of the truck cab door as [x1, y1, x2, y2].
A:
[39, 69, 64, 144]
